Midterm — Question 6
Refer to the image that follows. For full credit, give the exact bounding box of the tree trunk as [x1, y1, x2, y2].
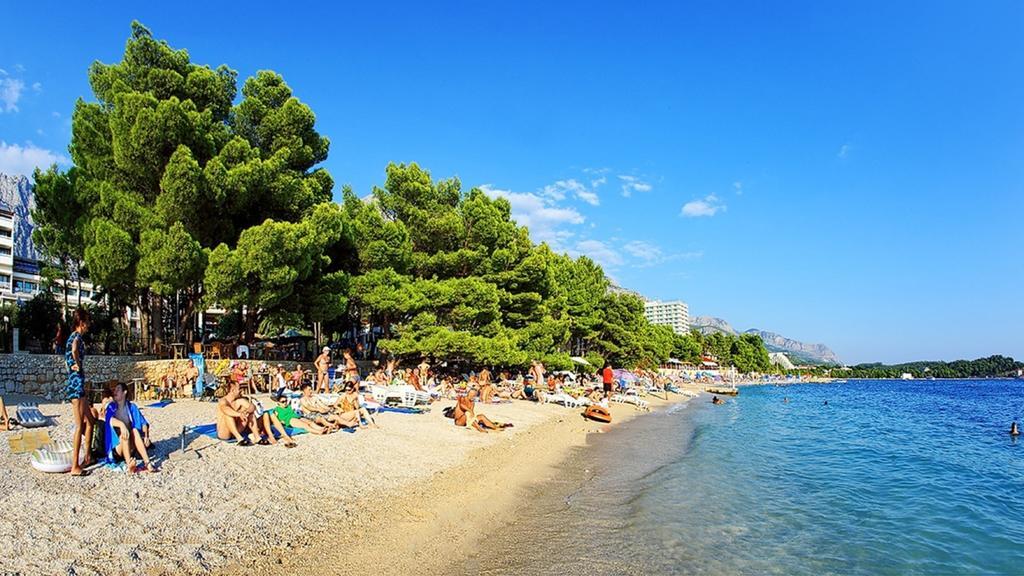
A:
[151, 293, 164, 355]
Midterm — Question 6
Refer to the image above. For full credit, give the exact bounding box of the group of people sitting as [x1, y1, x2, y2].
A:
[215, 380, 379, 446]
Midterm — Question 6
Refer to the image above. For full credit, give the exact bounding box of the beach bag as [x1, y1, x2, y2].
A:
[583, 405, 612, 423]
[442, 406, 455, 419]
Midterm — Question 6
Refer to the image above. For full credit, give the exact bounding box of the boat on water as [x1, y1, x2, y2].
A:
[900, 373, 914, 380]
[706, 386, 739, 396]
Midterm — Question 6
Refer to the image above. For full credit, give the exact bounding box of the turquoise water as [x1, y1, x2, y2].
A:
[465, 380, 1024, 575]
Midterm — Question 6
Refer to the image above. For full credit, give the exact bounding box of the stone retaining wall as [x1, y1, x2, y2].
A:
[0, 354, 316, 400]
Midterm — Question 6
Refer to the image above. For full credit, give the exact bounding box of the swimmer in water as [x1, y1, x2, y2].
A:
[824, 400, 828, 406]
[1011, 421, 1020, 436]
[783, 397, 790, 404]
[712, 396, 724, 405]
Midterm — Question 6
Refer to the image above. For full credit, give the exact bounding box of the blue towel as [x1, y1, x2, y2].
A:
[188, 423, 357, 441]
[146, 400, 174, 408]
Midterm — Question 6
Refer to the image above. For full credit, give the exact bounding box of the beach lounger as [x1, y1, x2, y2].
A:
[16, 403, 49, 428]
[611, 394, 649, 410]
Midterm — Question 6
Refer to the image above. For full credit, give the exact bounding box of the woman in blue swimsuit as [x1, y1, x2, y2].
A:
[65, 308, 93, 476]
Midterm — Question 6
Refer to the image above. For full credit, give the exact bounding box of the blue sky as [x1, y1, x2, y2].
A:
[2, 1, 1022, 364]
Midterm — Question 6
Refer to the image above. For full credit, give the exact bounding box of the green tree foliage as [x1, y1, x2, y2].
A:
[32, 167, 88, 314]
[61, 22, 339, 345]
[821, 356, 1024, 379]
[16, 292, 62, 351]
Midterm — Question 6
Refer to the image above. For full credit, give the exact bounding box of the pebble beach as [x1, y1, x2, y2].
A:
[0, 390, 695, 575]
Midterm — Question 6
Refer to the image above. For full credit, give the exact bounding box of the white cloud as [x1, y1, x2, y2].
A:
[623, 240, 663, 264]
[574, 239, 623, 268]
[31, 82, 42, 92]
[618, 175, 652, 197]
[0, 77, 25, 112]
[542, 178, 600, 206]
[0, 141, 69, 176]
[51, 111, 61, 118]
[733, 181, 743, 195]
[480, 184, 585, 249]
[623, 240, 703, 268]
[681, 194, 726, 217]
[838, 143, 851, 159]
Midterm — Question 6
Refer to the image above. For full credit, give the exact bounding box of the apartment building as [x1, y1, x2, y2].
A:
[643, 299, 691, 335]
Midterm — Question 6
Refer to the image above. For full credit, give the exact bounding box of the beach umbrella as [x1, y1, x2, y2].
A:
[612, 369, 638, 382]
[570, 356, 592, 367]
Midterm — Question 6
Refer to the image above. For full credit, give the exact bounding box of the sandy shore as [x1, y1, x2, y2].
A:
[0, 389, 694, 576]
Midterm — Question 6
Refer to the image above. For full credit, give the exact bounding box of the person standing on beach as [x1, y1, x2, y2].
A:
[531, 360, 545, 390]
[315, 346, 331, 393]
[601, 362, 614, 403]
[343, 349, 359, 384]
[66, 308, 94, 476]
[418, 358, 430, 385]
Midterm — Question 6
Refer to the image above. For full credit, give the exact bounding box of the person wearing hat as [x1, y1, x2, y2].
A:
[315, 346, 332, 394]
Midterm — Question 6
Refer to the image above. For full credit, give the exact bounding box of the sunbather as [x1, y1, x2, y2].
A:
[315, 346, 331, 393]
[297, 384, 358, 429]
[216, 380, 259, 446]
[270, 393, 331, 434]
[335, 382, 378, 429]
[105, 382, 158, 473]
[250, 397, 297, 447]
[452, 389, 510, 433]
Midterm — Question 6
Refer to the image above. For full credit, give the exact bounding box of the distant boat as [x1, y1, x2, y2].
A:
[900, 373, 914, 380]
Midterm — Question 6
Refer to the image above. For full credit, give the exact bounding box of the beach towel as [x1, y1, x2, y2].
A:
[188, 423, 330, 442]
[146, 399, 174, 408]
[190, 353, 206, 397]
[104, 401, 150, 461]
[7, 429, 52, 453]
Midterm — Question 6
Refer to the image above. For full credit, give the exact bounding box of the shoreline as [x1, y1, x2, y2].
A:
[0, 389, 696, 575]
[235, 392, 697, 576]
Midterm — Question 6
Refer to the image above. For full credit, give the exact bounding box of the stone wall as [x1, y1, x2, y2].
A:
[0, 354, 315, 400]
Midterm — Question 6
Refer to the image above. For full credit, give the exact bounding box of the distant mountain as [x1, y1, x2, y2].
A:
[691, 315, 840, 365]
[744, 329, 840, 366]
[0, 173, 40, 260]
[691, 316, 737, 336]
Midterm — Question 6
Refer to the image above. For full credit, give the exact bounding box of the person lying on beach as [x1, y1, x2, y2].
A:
[452, 389, 510, 433]
[298, 384, 350, 428]
[335, 382, 378, 429]
[105, 382, 159, 473]
[217, 380, 260, 446]
[271, 393, 331, 435]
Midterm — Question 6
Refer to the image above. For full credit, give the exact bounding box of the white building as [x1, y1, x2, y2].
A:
[643, 299, 690, 335]
[0, 176, 99, 309]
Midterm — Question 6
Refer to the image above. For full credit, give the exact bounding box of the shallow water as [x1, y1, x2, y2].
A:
[462, 380, 1024, 575]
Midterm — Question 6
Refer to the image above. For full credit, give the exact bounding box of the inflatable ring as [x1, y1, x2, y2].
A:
[30, 441, 82, 474]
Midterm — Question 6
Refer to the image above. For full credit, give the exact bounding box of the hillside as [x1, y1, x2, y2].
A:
[690, 316, 840, 365]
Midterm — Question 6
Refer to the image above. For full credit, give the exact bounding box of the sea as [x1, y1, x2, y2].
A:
[459, 379, 1024, 575]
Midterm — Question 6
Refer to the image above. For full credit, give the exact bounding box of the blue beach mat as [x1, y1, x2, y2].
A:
[189, 423, 327, 442]
[146, 400, 174, 408]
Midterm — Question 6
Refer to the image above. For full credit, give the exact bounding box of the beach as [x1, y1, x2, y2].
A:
[0, 390, 694, 576]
